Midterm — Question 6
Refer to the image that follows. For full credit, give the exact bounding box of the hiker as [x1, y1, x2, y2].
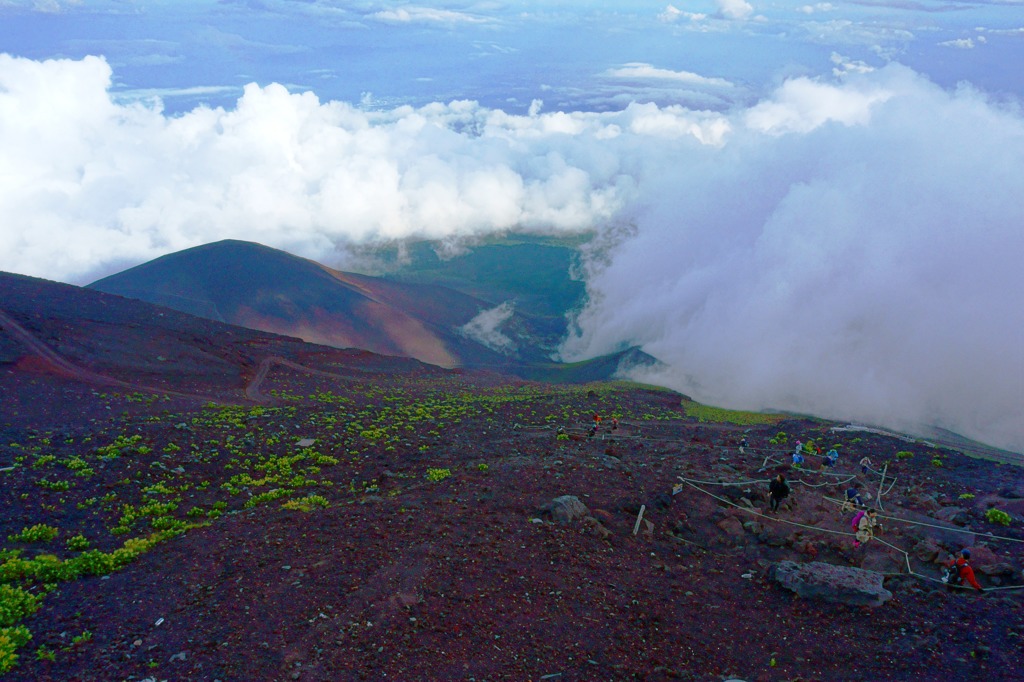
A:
[943, 549, 985, 593]
[611, 417, 619, 431]
[819, 450, 838, 470]
[791, 450, 805, 467]
[853, 508, 880, 547]
[793, 441, 803, 457]
[768, 473, 790, 513]
[842, 486, 865, 512]
[859, 456, 872, 474]
[739, 437, 749, 454]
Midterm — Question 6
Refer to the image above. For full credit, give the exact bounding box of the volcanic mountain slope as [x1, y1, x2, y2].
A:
[0, 270, 436, 431]
[88, 239, 571, 370]
[0, 270, 1023, 681]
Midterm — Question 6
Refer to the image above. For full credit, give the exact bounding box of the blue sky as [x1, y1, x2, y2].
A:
[3, 0, 1023, 114]
[1, 1, 1023, 451]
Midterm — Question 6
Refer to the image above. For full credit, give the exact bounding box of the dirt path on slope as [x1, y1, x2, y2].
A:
[244, 356, 371, 402]
[0, 308, 223, 404]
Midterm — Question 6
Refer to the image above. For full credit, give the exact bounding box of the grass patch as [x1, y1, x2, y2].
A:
[682, 400, 785, 426]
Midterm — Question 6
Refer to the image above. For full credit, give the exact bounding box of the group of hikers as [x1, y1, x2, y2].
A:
[766, 473, 884, 544]
[758, 437, 988, 594]
[788, 440, 872, 474]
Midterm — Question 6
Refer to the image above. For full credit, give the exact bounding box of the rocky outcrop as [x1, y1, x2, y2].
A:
[769, 561, 893, 607]
[536, 495, 590, 525]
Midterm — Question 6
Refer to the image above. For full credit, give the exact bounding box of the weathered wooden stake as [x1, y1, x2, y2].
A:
[633, 504, 646, 536]
[876, 462, 888, 511]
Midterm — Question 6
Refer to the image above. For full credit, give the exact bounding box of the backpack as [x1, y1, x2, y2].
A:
[943, 558, 964, 586]
[851, 510, 866, 531]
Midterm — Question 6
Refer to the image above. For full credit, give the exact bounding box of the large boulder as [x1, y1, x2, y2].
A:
[769, 560, 893, 607]
[967, 545, 1019, 577]
[536, 495, 590, 525]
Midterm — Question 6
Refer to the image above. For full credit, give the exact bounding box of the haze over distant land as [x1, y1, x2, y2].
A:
[1, 1, 1022, 452]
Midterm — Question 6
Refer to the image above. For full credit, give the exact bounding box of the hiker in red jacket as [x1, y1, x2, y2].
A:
[944, 549, 985, 592]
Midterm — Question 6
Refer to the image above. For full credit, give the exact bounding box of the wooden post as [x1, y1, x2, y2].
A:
[876, 462, 888, 511]
[633, 505, 646, 536]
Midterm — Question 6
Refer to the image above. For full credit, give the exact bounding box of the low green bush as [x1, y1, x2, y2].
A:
[426, 468, 451, 482]
[986, 508, 1012, 526]
[0, 625, 32, 674]
[7, 524, 58, 544]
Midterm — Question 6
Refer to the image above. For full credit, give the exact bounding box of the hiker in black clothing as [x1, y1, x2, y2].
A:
[768, 473, 790, 513]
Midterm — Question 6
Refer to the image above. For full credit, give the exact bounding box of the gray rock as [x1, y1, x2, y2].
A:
[769, 560, 893, 607]
[912, 537, 943, 563]
[716, 516, 745, 539]
[537, 495, 590, 525]
[934, 506, 970, 525]
[901, 510, 975, 546]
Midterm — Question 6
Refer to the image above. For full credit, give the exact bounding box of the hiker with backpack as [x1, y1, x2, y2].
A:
[842, 486, 865, 512]
[943, 549, 985, 592]
[859, 456, 872, 474]
[852, 508, 881, 547]
[768, 473, 790, 513]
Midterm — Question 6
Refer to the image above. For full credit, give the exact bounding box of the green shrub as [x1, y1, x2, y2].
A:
[0, 625, 32, 674]
[8, 524, 59, 544]
[281, 495, 329, 512]
[477, 463, 489, 472]
[896, 451, 913, 460]
[931, 458, 943, 467]
[35, 479, 70, 492]
[556, 433, 569, 441]
[958, 493, 975, 500]
[986, 508, 1012, 526]
[768, 431, 788, 446]
[426, 468, 451, 483]
[65, 534, 90, 551]
[244, 488, 292, 509]
[0, 585, 43, 627]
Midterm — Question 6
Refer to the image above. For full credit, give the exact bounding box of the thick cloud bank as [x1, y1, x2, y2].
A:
[2, 55, 1022, 451]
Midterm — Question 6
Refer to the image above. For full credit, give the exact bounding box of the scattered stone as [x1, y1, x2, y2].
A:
[536, 495, 590, 525]
[296, 438, 316, 447]
[716, 516, 745, 539]
[912, 537, 943, 563]
[170, 652, 187, 662]
[934, 506, 970, 525]
[769, 560, 893, 607]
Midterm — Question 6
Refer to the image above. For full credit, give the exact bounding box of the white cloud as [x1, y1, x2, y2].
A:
[939, 38, 975, 49]
[744, 76, 892, 134]
[831, 52, 875, 78]
[2, 54, 1024, 454]
[716, 0, 754, 21]
[459, 302, 517, 353]
[604, 63, 734, 89]
[798, 3, 834, 14]
[658, 4, 706, 23]
[369, 7, 488, 25]
[562, 65, 1024, 454]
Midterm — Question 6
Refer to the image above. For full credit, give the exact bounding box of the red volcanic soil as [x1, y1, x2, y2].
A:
[1, 272, 1023, 681]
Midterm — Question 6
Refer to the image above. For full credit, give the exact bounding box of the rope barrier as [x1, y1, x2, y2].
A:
[789, 475, 858, 489]
[677, 476, 1024, 593]
[820, 496, 1024, 545]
